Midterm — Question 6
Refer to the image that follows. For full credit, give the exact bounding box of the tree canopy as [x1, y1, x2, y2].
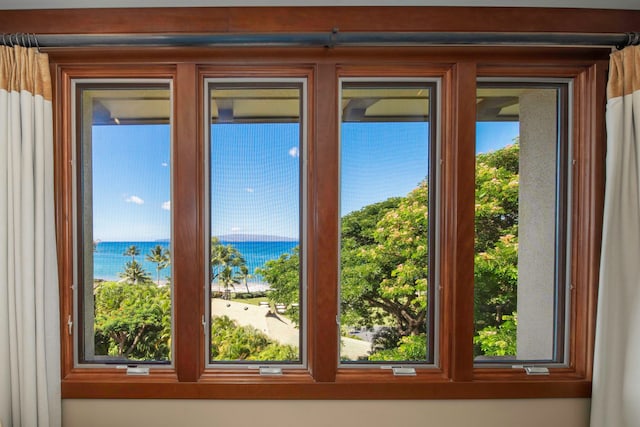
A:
[94, 281, 171, 360]
[259, 141, 521, 360]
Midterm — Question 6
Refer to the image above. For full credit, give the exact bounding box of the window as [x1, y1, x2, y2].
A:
[55, 37, 605, 399]
[206, 80, 306, 365]
[74, 82, 173, 365]
[474, 82, 570, 365]
[339, 80, 437, 365]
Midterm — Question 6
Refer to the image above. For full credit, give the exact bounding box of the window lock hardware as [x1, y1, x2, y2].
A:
[67, 315, 73, 336]
[202, 315, 206, 335]
[524, 366, 550, 376]
[126, 366, 150, 376]
[381, 365, 417, 376]
[392, 367, 417, 376]
[259, 367, 283, 376]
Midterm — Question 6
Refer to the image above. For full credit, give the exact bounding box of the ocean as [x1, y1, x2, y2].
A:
[93, 240, 299, 282]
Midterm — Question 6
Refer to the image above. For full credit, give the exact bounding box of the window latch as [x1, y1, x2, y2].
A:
[126, 366, 150, 376]
[259, 367, 283, 376]
[524, 366, 549, 376]
[67, 315, 73, 336]
[381, 365, 417, 376]
[392, 367, 416, 376]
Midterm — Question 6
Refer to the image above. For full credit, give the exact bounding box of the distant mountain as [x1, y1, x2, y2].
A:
[216, 234, 298, 242]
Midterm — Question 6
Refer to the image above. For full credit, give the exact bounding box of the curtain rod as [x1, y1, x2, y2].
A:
[2, 31, 640, 49]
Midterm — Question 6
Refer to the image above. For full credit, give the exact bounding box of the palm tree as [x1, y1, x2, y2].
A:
[240, 264, 251, 294]
[119, 260, 152, 284]
[146, 245, 170, 285]
[210, 237, 246, 299]
[123, 245, 140, 262]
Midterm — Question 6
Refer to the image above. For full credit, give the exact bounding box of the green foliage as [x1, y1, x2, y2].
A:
[255, 142, 521, 360]
[146, 244, 170, 285]
[210, 316, 297, 361]
[119, 260, 152, 284]
[475, 142, 519, 253]
[123, 245, 140, 261]
[474, 313, 517, 356]
[474, 142, 519, 355]
[211, 237, 247, 297]
[368, 335, 427, 361]
[256, 247, 300, 325]
[94, 281, 171, 360]
[340, 182, 428, 337]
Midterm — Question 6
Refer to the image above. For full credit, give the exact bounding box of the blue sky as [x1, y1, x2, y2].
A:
[210, 123, 301, 239]
[92, 125, 171, 242]
[91, 120, 519, 241]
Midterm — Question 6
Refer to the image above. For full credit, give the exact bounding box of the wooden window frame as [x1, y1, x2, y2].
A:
[16, 6, 624, 399]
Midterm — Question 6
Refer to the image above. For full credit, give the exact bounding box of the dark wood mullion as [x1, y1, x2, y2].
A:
[572, 62, 607, 380]
[449, 61, 477, 382]
[57, 68, 75, 378]
[311, 62, 339, 382]
[174, 63, 203, 382]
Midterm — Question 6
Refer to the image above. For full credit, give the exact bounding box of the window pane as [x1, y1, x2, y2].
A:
[474, 84, 568, 363]
[208, 82, 304, 364]
[77, 83, 172, 364]
[339, 82, 435, 364]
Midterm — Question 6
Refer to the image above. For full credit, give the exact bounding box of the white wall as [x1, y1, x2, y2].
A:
[64, 398, 591, 427]
[1, 0, 639, 9]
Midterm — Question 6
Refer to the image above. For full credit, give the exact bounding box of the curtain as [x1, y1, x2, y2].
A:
[591, 46, 640, 427]
[0, 46, 60, 427]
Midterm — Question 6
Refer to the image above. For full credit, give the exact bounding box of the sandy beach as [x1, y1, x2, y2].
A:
[211, 298, 372, 360]
[210, 281, 271, 293]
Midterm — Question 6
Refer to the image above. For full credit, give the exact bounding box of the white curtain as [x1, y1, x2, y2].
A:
[0, 46, 61, 427]
[591, 45, 640, 427]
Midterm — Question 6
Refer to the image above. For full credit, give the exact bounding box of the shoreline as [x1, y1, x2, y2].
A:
[94, 277, 271, 292]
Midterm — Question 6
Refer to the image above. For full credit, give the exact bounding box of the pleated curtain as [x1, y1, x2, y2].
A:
[591, 45, 640, 427]
[0, 45, 61, 427]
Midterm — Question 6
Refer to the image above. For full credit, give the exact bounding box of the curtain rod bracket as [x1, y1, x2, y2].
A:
[326, 28, 339, 49]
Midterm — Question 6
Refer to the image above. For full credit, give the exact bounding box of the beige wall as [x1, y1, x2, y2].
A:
[64, 398, 591, 427]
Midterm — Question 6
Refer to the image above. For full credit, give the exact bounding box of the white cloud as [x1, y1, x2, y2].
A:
[125, 195, 144, 205]
[231, 227, 242, 232]
[288, 146, 299, 158]
[162, 201, 171, 211]
[246, 187, 254, 193]
[161, 162, 169, 167]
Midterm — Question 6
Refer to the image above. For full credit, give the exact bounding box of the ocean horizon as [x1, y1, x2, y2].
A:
[93, 240, 298, 282]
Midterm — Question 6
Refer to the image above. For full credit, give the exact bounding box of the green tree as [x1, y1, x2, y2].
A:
[123, 245, 140, 262]
[339, 197, 402, 331]
[368, 335, 427, 361]
[119, 260, 152, 285]
[210, 315, 297, 361]
[255, 143, 521, 359]
[475, 141, 519, 254]
[94, 281, 171, 360]
[473, 142, 519, 355]
[146, 245, 170, 285]
[474, 313, 517, 356]
[210, 237, 247, 298]
[256, 247, 300, 325]
[239, 264, 251, 293]
[341, 182, 428, 338]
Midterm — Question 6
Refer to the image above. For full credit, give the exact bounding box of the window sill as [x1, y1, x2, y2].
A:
[61, 372, 591, 399]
